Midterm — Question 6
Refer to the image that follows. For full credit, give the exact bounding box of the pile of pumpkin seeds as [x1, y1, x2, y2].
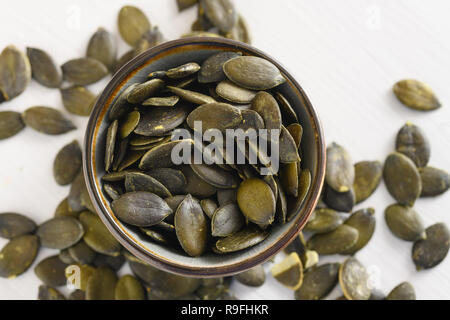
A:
[1, 0, 449, 300]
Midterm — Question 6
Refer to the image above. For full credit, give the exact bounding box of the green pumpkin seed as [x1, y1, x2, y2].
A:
[54, 198, 79, 218]
[22, 106, 76, 135]
[139, 140, 193, 170]
[142, 95, 180, 107]
[26, 47, 61, 88]
[118, 5, 151, 46]
[0, 45, 31, 103]
[201, 0, 237, 32]
[307, 225, 359, 255]
[271, 252, 303, 290]
[102, 170, 138, 182]
[284, 233, 319, 270]
[134, 105, 188, 136]
[396, 122, 430, 167]
[287, 169, 311, 222]
[86, 27, 117, 71]
[68, 172, 94, 213]
[279, 126, 301, 163]
[198, 51, 242, 84]
[237, 109, 265, 132]
[68, 241, 97, 265]
[124, 172, 172, 197]
[251, 91, 282, 135]
[147, 70, 167, 79]
[0, 111, 25, 140]
[190, 163, 240, 189]
[0, 235, 39, 278]
[287, 123, 303, 149]
[177, 0, 199, 11]
[53, 140, 82, 186]
[280, 163, 298, 197]
[237, 178, 276, 227]
[385, 204, 425, 241]
[112, 137, 129, 171]
[339, 258, 371, 300]
[86, 266, 118, 300]
[0, 212, 36, 239]
[175, 194, 208, 257]
[215, 226, 269, 253]
[304, 208, 344, 234]
[294, 263, 340, 300]
[217, 189, 237, 206]
[200, 199, 218, 218]
[37, 217, 84, 250]
[34, 255, 68, 287]
[59, 249, 75, 265]
[38, 285, 65, 300]
[275, 92, 298, 125]
[166, 62, 201, 79]
[65, 263, 95, 291]
[116, 150, 146, 172]
[386, 282, 416, 300]
[140, 226, 173, 244]
[134, 27, 165, 56]
[326, 142, 354, 193]
[181, 165, 218, 197]
[224, 56, 285, 91]
[108, 84, 137, 121]
[146, 168, 187, 194]
[93, 254, 125, 272]
[412, 223, 449, 270]
[69, 290, 86, 300]
[342, 208, 376, 254]
[60, 86, 96, 116]
[61, 58, 108, 85]
[126, 79, 165, 104]
[275, 177, 288, 223]
[323, 185, 355, 213]
[187, 102, 242, 133]
[79, 211, 121, 256]
[105, 120, 118, 172]
[119, 111, 140, 139]
[167, 86, 216, 105]
[211, 203, 244, 237]
[115, 275, 146, 300]
[235, 265, 266, 287]
[353, 161, 382, 204]
[216, 80, 257, 104]
[130, 135, 165, 147]
[383, 152, 422, 206]
[393, 79, 441, 111]
[419, 166, 450, 197]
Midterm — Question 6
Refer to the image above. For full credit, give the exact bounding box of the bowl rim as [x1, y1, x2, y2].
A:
[83, 37, 326, 277]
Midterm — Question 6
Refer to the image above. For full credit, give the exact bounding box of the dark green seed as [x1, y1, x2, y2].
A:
[93, 254, 125, 272]
[353, 161, 382, 203]
[275, 177, 288, 224]
[118, 5, 151, 46]
[339, 258, 371, 300]
[142, 95, 180, 107]
[108, 84, 137, 121]
[280, 163, 298, 197]
[396, 122, 430, 167]
[34, 255, 68, 287]
[412, 223, 449, 270]
[215, 226, 269, 253]
[419, 166, 450, 197]
[61, 86, 96, 116]
[323, 185, 355, 213]
[168, 86, 216, 105]
[251, 91, 282, 135]
[190, 163, 240, 189]
[146, 168, 187, 195]
[68, 241, 97, 265]
[124, 172, 172, 198]
[287, 169, 311, 222]
[181, 165, 218, 198]
[393, 79, 441, 111]
[326, 142, 354, 193]
[187, 102, 242, 133]
[86, 27, 117, 71]
[134, 105, 189, 136]
[37, 217, 84, 250]
[139, 140, 194, 170]
[0, 212, 36, 239]
[198, 51, 242, 84]
[383, 152, 422, 206]
[0, 235, 39, 278]
[275, 92, 299, 125]
[0, 45, 31, 103]
[53, 140, 82, 186]
[287, 123, 303, 149]
[294, 263, 340, 300]
[59, 249, 75, 265]
[22, 106, 76, 135]
[68, 172, 94, 213]
[216, 80, 257, 104]
[115, 275, 146, 300]
[270, 252, 303, 290]
[86, 267, 118, 300]
[61, 58, 108, 86]
[385, 204, 425, 241]
[54, 198, 79, 218]
[237, 109, 265, 132]
[201, 0, 238, 32]
[279, 126, 301, 163]
[126, 79, 165, 104]
[217, 189, 237, 206]
[117, 150, 146, 172]
[235, 265, 265, 287]
[386, 282, 416, 300]
[0, 111, 25, 140]
[134, 27, 165, 56]
[167, 62, 201, 79]
[211, 203, 244, 237]
[38, 285, 65, 300]
[105, 120, 118, 172]
[26, 47, 61, 88]
[304, 208, 344, 234]
[200, 199, 218, 218]
[342, 208, 376, 254]
[307, 225, 359, 255]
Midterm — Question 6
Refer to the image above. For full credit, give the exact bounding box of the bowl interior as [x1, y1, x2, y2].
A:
[84, 38, 325, 277]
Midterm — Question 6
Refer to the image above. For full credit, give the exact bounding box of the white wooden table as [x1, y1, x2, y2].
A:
[0, 0, 449, 300]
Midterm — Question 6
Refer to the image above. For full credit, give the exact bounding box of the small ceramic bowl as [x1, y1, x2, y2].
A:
[83, 37, 326, 277]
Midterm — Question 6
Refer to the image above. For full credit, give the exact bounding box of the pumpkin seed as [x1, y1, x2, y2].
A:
[353, 161, 382, 204]
[165, 195, 189, 212]
[117, 150, 146, 172]
[65, 263, 95, 291]
[187, 102, 242, 133]
[393, 79, 440, 111]
[326, 142, 354, 193]
[0, 45, 31, 103]
[342, 208, 376, 254]
[59, 249, 75, 265]
[127, 79, 165, 104]
[215, 226, 269, 253]
[0, 111, 25, 140]
[287, 123, 303, 149]
[198, 51, 242, 84]
[191, 163, 240, 189]
[323, 185, 355, 213]
[118, 5, 151, 46]
[134, 27, 165, 56]
[279, 126, 301, 163]
[37, 217, 84, 250]
[294, 263, 340, 300]
[139, 140, 193, 170]
[175, 194, 208, 257]
[86, 266, 118, 300]
[217, 189, 237, 206]
[0, 212, 36, 239]
[224, 56, 286, 90]
[235, 265, 266, 287]
[93, 254, 125, 272]
[211, 203, 244, 237]
[237, 109, 265, 132]
[216, 80, 257, 104]
[275, 92, 298, 125]
[69, 290, 86, 300]
[168, 86, 216, 105]
[26, 47, 61, 88]
[287, 169, 311, 222]
[119, 112, 140, 139]
[142, 95, 180, 107]
[53, 140, 82, 186]
[140, 226, 173, 244]
[115, 275, 146, 300]
[385, 204, 425, 241]
[280, 163, 299, 198]
[412, 223, 449, 270]
[383, 152, 422, 206]
[284, 233, 319, 270]
[86, 27, 117, 71]
[0, 235, 39, 278]
[200, 0, 237, 32]
[237, 178, 276, 227]
[386, 282, 416, 300]
[22, 106, 76, 135]
[250, 91, 282, 135]
[304, 208, 344, 234]
[147, 168, 187, 195]
[38, 285, 65, 300]
[79, 211, 121, 256]
[61, 57, 108, 85]
[134, 105, 188, 136]
[124, 172, 172, 198]
[105, 120, 118, 172]
[419, 166, 450, 197]
[60, 86, 96, 116]
[275, 177, 288, 224]
[130, 135, 165, 147]
[222, 15, 251, 44]
[200, 199, 218, 218]
[177, 0, 198, 11]
[108, 84, 138, 121]
[181, 165, 218, 197]
[307, 225, 359, 255]
[68, 172, 94, 213]
[166, 62, 201, 79]
[112, 192, 173, 227]
[112, 137, 129, 171]
[339, 258, 371, 300]
[396, 122, 430, 167]
[34, 255, 68, 287]
[271, 252, 304, 290]
[68, 241, 97, 265]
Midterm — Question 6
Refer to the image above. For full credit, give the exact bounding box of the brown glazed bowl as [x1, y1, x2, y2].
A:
[83, 37, 326, 277]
